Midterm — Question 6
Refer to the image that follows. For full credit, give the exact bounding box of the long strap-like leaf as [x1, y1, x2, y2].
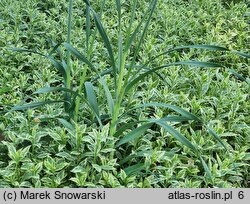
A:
[126, 61, 247, 93]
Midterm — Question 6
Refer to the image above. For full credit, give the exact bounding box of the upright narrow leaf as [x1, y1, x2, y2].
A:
[116, 0, 121, 25]
[90, 9, 117, 81]
[99, 78, 114, 116]
[63, 43, 96, 72]
[200, 156, 212, 180]
[129, 0, 157, 65]
[125, 0, 157, 55]
[48, 57, 67, 80]
[86, 5, 91, 51]
[84, 82, 101, 123]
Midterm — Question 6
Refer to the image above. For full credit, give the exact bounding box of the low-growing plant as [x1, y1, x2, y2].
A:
[2, 0, 249, 183]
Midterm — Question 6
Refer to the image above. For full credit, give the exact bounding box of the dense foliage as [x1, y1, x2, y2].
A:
[0, 0, 249, 187]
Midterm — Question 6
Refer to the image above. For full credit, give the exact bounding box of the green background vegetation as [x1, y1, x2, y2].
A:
[0, 0, 249, 187]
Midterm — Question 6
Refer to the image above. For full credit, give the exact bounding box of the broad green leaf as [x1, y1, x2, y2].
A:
[125, 0, 137, 41]
[116, 123, 153, 147]
[117, 33, 123, 73]
[92, 65, 165, 82]
[126, 63, 175, 93]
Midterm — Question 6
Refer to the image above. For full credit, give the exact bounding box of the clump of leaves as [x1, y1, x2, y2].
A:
[2, 0, 249, 183]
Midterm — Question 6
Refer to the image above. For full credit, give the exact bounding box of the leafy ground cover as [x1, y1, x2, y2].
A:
[0, 0, 249, 187]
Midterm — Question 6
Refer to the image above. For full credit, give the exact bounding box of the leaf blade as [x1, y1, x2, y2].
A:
[63, 43, 96, 72]
[84, 82, 101, 124]
[140, 102, 202, 122]
[10, 100, 66, 111]
[90, 8, 117, 80]
[115, 123, 153, 147]
[155, 120, 197, 152]
[123, 163, 145, 176]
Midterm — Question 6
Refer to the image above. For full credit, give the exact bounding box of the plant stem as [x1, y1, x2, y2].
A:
[74, 1, 106, 122]
[73, 47, 92, 122]
[64, 0, 73, 115]
[109, 54, 126, 136]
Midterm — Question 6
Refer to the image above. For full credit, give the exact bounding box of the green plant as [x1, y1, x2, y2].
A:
[2, 0, 249, 182]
